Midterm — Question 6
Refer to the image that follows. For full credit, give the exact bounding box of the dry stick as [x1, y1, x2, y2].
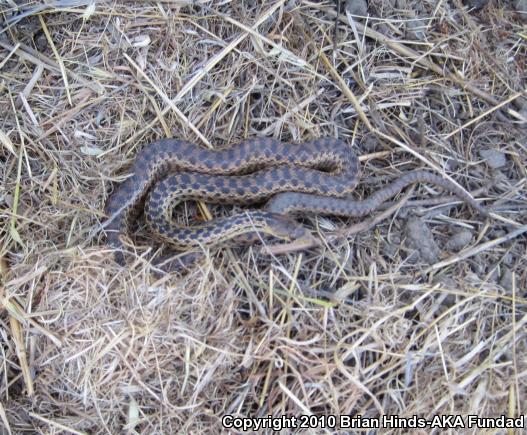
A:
[195, 86, 235, 130]
[445, 91, 527, 139]
[0, 41, 20, 69]
[260, 234, 320, 256]
[27, 412, 87, 435]
[1, 293, 62, 346]
[0, 402, 11, 435]
[9, 315, 34, 396]
[38, 15, 72, 105]
[8, 90, 25, 248]
[319, 52, 373, 131]
[145, 93, 172, 137]
[0, 128, 17, 156]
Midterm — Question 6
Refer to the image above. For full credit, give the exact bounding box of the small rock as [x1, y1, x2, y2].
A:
[345, 0, 368, 17]
[404, 218, 440, 264]
[446, 230, 473, 251]
[479, 149, 507, 169]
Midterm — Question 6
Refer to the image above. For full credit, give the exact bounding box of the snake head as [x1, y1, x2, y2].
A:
[266, 213, 308, 241]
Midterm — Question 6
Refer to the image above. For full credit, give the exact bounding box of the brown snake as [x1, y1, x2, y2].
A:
[104, 137, 487, 264]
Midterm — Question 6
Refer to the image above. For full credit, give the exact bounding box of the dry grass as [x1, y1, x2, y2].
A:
[1, 0, 526, 433]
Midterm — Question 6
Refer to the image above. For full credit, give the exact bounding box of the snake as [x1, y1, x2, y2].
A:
[104, 137, 487, 263]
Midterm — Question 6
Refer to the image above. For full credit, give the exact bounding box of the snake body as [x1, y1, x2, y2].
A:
[105, 137, 359, 257]
[104, 137, 486, 260]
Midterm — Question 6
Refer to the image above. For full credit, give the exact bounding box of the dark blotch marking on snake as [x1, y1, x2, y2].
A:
[105, 137, 487, 264]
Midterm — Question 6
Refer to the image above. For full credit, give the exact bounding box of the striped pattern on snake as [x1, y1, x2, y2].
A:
[104, 137, 487, 262]
[105, 137, 359, 261]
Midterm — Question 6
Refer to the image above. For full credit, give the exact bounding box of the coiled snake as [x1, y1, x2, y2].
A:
[104, 137, 487, 263]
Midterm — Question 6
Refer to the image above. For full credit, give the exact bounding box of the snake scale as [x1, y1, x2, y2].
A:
[104, 137, 487, 263]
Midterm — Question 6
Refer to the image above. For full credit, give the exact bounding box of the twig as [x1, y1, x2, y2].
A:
[425, 225, 527, 273]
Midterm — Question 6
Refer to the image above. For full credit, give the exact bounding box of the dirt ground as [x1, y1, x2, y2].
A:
[1, 0, 526, 433]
